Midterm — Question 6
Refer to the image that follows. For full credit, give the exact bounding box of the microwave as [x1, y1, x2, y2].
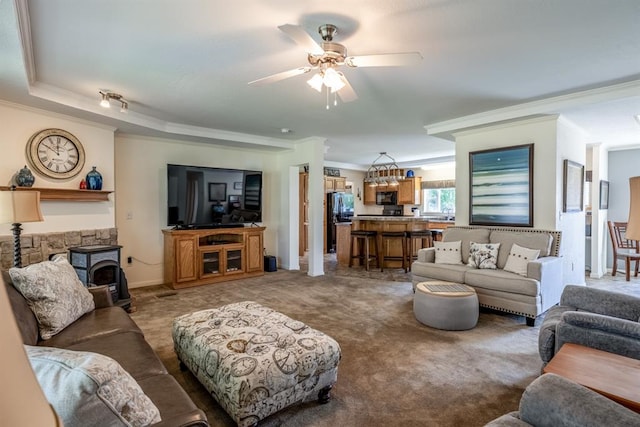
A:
[376, 191, 397, 205]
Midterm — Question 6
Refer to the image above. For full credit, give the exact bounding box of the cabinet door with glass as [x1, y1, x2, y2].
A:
[223, 245, 245, 275]
[200, 248, 222, 278]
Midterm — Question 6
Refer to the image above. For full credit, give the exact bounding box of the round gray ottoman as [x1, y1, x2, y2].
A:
[413, 282, 479, 330]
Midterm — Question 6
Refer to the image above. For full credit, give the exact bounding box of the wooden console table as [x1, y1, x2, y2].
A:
[163, 227, 265, 289]
[543, 343, 640, 413]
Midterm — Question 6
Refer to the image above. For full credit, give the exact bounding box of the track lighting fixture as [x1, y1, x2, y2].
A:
[98, 90, 128, 113]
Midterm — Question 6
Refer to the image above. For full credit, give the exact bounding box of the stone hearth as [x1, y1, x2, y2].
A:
[0, 228, 117, 269]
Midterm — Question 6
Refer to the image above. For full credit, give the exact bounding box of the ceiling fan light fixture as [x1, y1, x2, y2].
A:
[323, 68, 344, 91]
[307, 74, 323, 92]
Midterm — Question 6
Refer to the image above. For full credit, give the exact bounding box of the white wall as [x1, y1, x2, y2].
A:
[0, 101, 115, 235]
[556, 117, 588, 284]
[606, 148, 640, 270]
[588, 144, 608, 277]
[115, 134, 283, 287]
[454, 116, 559, 228]
[454, 115, 587, 285]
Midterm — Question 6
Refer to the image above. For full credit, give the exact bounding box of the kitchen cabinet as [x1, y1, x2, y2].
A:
[300, 173, 348, 254]
[363, 182, 376, 205]
[324, 176, 346, 192]
[398, 177, 421, 205]
[363, 177, 422, 206]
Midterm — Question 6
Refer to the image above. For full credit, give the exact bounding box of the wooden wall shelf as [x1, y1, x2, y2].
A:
[0, 186, 112, 202]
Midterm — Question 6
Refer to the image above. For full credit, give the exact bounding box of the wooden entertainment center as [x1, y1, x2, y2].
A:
[162, 226, 265, 289]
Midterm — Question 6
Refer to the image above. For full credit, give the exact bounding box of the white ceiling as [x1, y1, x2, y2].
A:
[1, 0, 639, 169]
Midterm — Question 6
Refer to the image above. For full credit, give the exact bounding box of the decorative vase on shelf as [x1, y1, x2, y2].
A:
[86, 166, 103, 190]
[79, 179, 87, 189]
[15, 165, 35, 187]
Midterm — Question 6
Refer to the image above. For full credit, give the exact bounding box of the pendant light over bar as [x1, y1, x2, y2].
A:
[364, 152, 402, 187]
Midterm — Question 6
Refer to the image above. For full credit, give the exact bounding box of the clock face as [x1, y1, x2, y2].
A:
[27, 128, 85, 179]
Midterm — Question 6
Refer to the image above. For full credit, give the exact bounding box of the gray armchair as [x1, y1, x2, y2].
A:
[538, 285, 640, 364]
[485, 373, 640, 426]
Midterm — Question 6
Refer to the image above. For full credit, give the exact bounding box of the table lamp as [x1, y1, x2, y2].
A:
[627, 176, 640, 242]
[0, 186, 44, 267]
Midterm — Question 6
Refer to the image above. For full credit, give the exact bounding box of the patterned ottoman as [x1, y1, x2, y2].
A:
[172, 301, 341, 427]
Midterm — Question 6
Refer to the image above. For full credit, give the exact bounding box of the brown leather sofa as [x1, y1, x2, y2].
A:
[4, 273, 209, 427]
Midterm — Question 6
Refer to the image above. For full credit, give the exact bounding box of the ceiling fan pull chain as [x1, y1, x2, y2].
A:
[326, 86, 330, 110]
[334, 91, 338, 107]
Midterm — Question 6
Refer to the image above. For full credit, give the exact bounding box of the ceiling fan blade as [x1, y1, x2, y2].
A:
[337, 74, 358, 103]
[248, 67, 311, 85]
[278, 24, 325, 55]
[346, 52, 423, 68]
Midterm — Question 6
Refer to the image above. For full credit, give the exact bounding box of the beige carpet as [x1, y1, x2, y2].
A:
[129, 258, 639, 426]
[129, 266, 543, 426]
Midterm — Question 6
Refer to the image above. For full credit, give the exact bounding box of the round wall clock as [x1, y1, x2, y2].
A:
[26, 128, 86, 179]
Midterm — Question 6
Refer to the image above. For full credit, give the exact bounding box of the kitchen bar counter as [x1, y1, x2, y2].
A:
[352, 215, 454, 223]
[337, 216, 454, 267]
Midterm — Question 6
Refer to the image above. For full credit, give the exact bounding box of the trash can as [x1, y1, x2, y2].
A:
[264, 256, 277, 272]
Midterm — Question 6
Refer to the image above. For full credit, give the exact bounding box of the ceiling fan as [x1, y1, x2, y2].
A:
[248, 24, 423, 105]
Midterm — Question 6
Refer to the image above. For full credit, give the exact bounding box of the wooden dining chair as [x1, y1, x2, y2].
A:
[607, 221, 640, 281]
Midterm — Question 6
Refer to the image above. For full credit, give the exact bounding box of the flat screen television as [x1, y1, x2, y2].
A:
[167, 164, 262, 227]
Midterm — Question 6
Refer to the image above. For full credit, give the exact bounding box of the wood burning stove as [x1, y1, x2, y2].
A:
[69, 244, 131, 310]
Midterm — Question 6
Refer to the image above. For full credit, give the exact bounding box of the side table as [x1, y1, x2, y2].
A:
[543, 343, 640, 413]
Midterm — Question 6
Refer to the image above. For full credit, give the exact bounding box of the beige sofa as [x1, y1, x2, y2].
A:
[411, 226, 563, 326]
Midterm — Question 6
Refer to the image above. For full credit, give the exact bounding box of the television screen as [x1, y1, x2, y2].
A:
[167, 164, 262, 227]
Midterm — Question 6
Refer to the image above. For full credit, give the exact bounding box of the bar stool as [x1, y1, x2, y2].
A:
[405, 230, 434, 271]
[380, 231, 408, 272]
[349, 230, 379, 271]
[430, 229, 444, 242]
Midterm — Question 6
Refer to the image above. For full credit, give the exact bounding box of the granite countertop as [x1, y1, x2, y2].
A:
[352, 215, 455, 223]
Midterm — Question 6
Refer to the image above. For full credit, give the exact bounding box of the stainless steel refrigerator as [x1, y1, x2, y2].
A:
[326, 192, 354, 253]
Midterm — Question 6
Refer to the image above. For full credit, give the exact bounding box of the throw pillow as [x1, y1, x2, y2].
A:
[9, 256, 95, 340]
[504, 243, 541, 276]
[468, 242, 501, 269]
[26, 345, 161, 427]
[434, 240, 463, 265]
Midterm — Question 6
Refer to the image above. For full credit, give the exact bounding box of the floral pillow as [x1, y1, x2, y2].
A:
[9, 256, 94, 339]
[27, 345, 161, 427]
[434, 240, 463, 265]
[468, 242, 501, 269]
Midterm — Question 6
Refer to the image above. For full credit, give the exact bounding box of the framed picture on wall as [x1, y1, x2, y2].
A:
[469, 144, 534, 227]
[208, 183, 226, 201]
[599, 180, 609, 210]
[562, 160, 584, 212]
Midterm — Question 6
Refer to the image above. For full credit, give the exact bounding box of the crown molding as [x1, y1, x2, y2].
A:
[14, 0, 35, 84]
[12, 0, 298, 152]
[425, 80, 640, 136]
[0, 98, 117, 132]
